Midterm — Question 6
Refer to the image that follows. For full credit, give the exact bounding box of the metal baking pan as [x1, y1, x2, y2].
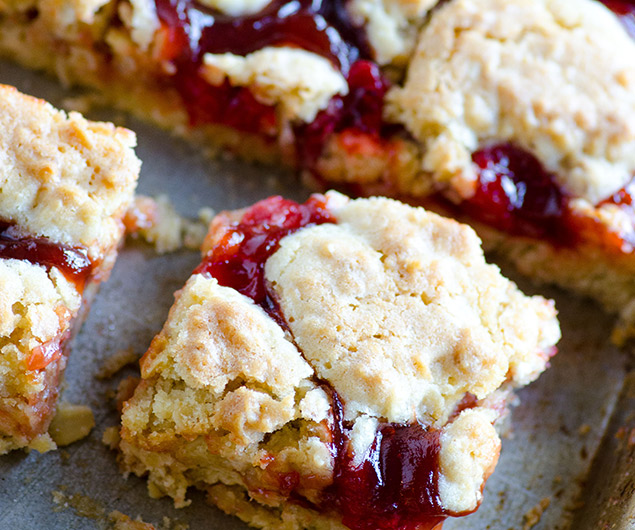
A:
[0, 59, 632, 530]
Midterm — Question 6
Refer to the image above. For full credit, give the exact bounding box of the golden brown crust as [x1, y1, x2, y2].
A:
[0, 83, 140, 260]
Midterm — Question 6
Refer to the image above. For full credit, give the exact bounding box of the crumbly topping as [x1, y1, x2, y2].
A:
[438, 408, 500, 513]
[38, 0, 111, 29]
[119, 0, 159, 50]
[266, 193, 560, 425]
[347, 0, 436, 65]
[386, 0, 635, 204]
[140, 274, 314, 396]
[196, 0, 271, 16]
[201, 47, 348, 123]
[0, 84, 140, 260]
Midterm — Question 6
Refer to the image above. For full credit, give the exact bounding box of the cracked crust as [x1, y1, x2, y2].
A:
[119, 193, 559, 524]
[386, 0, 635, 204]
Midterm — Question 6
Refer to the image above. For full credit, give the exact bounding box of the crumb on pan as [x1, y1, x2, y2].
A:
[124, 195, 214, 253]
[48, 402, 95, 447]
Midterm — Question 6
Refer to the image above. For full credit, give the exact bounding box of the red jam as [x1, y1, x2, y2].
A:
[465, 144, 567, 240]
[154, 0, 375, 134]
[0, 223, 93, 287]
[297, 59, 393, 170]
[195, 195, 335, 307]
[600, 0, 635, 39]
[462, 143, 635, 251]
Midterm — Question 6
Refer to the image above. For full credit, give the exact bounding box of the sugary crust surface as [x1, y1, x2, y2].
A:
[120, 194, 560, 521]
[201, 47, 348, 123]
[266, 194, 560, 425]
[0, 259, 80, 453]
[0, 83, 140, 260]
[386, 0, 635, 204]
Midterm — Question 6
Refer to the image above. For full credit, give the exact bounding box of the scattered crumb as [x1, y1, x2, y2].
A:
[523, 497, 551, 530]
[578, 424, 591, 436]
[48, 403, 95, 447]
[96, 348, 139, 380]
[124, 195, 214, 253]
[161, 516, 190, 530]
[102, 426, 121, 451]
[52, 488, 106, 520]
[109, 510, 156, 530]
[61, 93, 103, 114]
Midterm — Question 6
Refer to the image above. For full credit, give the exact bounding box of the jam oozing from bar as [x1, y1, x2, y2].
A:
[0, 223, 92, 287]
[463, 143, 635, 250]
[600, 0, 635, 39]
[195, 195, 335, 307]
[297, 59, 393, 170]
[465, 144, 567, 240]
[154, 0, 375, 133]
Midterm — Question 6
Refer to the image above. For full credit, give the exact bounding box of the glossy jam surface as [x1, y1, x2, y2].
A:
[0, 223, 92, 287]
[600, 0, 635, 38]
[154, 0, 374, 133]
[464, 143, 635, 250]
[195, 195, 335, 306]
[297, 59, 392, 169]
[155, 0, 367, 71]
[330, 426, 447, 530]
[466, 144, 567, 240]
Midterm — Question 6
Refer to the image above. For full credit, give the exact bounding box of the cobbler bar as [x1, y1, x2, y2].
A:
[118, 191, 559, 530]
[0, 84, 140, 453]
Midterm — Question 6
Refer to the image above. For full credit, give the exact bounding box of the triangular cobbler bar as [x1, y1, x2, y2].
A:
[118, 192, 560, 530]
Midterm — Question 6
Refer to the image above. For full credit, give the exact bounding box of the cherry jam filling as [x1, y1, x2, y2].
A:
[153, 0, 379, 134]
[463, 143, 635, 249]
[195, 195, 335, 308]
[465, 144, 567, 240]
[0, 222, 93, 288]
[599, 0, 635, 39]
[319, 386, 449, 530]
[296, 59, 394, 171]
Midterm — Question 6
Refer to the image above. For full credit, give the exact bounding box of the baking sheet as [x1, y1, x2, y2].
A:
[0, 59, 632, 530]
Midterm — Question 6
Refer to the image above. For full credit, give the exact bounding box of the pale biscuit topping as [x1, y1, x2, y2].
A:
[0, 84, 140, 260]
[386, 0, 635, 204]
[347, 0, 436, 65]
[266, 194, 560, 425]
[438, 408, 500, 513]
[197, 0, 271, 16]
[201, 47, 348, 123]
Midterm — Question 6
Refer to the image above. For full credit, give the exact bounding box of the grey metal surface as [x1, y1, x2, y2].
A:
[0, 59, 631, 530]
